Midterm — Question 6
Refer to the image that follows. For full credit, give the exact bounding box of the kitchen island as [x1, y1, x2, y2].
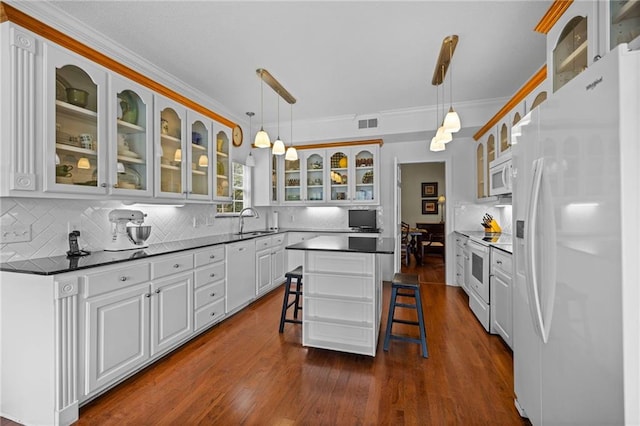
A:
[286, 235, 394, 356]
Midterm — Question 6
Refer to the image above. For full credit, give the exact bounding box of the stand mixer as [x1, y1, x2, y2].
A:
[104, 209, 151, 251]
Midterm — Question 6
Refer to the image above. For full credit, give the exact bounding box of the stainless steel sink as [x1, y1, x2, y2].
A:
[234, 230, 276, 236]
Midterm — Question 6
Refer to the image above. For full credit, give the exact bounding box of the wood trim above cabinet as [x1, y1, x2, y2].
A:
[252, 139, 383, 150]
[534, 0, 574, 34]
[473, 66, 546, 141]
[0, 1, 236, 129]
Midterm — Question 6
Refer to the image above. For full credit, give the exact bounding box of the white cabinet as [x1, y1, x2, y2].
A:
[85, 282, 150, 394]
[253, 148, 281, 206]
[45, 42, 109, 195]
[225, 239, 256, 313]
[327, 145, 379, 204]
[490, 248, 513, 349]
[110, 74, 154, 196]
[213, 123, 233, 201]
[302, 249, 382, 356]
[83, 253, 194, 397]
[187, 110, 213, 200]
[255, 234, 287, 296]
[193, 246, 226, 331]
[150, 271, 193, 355]
[455, 233, 469, 295]
[155, 95, 187, 198]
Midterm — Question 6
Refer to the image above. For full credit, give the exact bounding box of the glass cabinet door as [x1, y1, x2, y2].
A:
[477, 142, 485, 198]
[305, 152, 324, 202]
[553, 16, 588, 92]
[609, 1, 640, 50]
[499, 123, 509, 154]
[354, 149, 375, 202]
[329, 150, 349, 202]
[112, 76, 153, 197]
[188, 115, 212, 200]
[284, 158, 301, 202]
[215, 128, 231, 200]
[48, 46, 107, 194]
[272, 155, 280, 204]
[157, 100, 185, 198]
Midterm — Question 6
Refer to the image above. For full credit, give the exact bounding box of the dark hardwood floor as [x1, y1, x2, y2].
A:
[2, 255, 527, 425]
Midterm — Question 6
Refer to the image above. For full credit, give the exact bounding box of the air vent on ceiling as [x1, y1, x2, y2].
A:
[358, 118, 378, 129]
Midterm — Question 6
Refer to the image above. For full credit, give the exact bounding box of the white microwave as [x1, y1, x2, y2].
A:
[489, 154, 512, 196]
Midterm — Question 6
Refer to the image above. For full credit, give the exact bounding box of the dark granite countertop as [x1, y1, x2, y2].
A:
[0, 228, 385, 276]
[455, 231, 513, 254]
[286, 235, 395, 254]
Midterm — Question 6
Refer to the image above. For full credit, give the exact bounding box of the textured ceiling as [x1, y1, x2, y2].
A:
[47, 0, 551, 125]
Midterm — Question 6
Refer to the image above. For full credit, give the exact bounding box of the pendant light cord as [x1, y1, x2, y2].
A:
[449, 42, 454, 107]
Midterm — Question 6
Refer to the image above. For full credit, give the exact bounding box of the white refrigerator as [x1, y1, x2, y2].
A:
[511, 45, 639, 425]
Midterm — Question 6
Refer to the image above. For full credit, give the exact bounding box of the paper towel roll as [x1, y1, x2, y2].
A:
[273, 211, 279, 230]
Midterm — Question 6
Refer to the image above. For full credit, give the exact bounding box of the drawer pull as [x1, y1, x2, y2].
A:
[155, 289, 161, 294]
[210, 312, 216, 317]
[145, 293, 151, 298]
[209, 254, 216, 259]
[210, 273, 216, 277]
[210, 292, 216, 297]
[173, 264, 180, 268]
[119, 276, 127, 281]
[496, 260, 503, 265]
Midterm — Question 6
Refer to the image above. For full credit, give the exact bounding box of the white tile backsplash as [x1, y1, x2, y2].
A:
[453, 202, 512, 235]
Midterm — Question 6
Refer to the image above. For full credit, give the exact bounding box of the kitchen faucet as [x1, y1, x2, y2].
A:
[238, 207, 260, 234]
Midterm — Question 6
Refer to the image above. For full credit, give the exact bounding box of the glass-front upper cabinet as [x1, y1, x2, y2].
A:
[156, 97, 186, 199]
[328, 149, 350, 203]
[111, 75, 153, 197]
[477, 142, 485, 198]
[305, 151, 325, 203]
[214, 126, 231, 201]
[188, 112, 212, 200]
[608, 1, 640, 50]
[354, 148, 376, 202]
[499, 123, 509, 154]
[46, 45, 107, 194]
[552, 16, 589, 92]
[284, 157, 301, 203]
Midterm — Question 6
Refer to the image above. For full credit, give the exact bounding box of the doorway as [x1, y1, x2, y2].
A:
[398, 161, 446, 284]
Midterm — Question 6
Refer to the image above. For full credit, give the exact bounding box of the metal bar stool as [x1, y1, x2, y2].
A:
[279, 265, 303, 332]
[383, 273, 428, 358]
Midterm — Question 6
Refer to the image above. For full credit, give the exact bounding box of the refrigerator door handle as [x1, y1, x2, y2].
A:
[525, 157, 548, 343]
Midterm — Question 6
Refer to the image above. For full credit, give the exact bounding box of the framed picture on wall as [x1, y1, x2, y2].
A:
[422, 199, 438, 215]
[421, 182, 438, 198]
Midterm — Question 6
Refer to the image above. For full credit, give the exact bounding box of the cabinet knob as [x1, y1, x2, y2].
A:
[145, 293, 151, 298]
[210, 273, 215, 278]
[210, 312, 216, 317]
[209, 254, 216, 259]
[100, 183, 108, 188]
[155, 289, 161, 293]
[210, 292, 216, 297]
[173, 264, 180, 268]
[119, 276, 127, 281]
[497, 260, 502, 265]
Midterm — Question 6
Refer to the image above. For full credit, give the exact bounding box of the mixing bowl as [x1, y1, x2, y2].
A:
[127, 225, 151, 245]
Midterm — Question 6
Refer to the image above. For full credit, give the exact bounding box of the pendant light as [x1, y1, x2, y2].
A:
[272, 95, 285, 156]
[430, 83, 445, 152]
[285, 103, 298, 161]
[254, 71, 271, 148]
[77, 157, 91, 169]
[443, 39, 461, 133]
[245, 112, 256, 167]
[436, 65, 452, 144]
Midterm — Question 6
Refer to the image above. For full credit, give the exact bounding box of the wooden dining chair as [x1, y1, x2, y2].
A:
[401, 222, 410, 266]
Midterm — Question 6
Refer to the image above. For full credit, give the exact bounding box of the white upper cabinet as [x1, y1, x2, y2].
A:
[45, 43, 109, 195]
[604, 1, 640, 51]
[304, 151, 326, 203]
[110, 74, 154, 197]
[327, 145, 379, 205]
[213, 123, 232, 202]
[187, 111, 213, 201]
[155, 96, 187, 199]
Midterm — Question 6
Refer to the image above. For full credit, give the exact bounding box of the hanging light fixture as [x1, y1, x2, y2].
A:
[174, 148, 182, 162]
[198, 154, 208, 167]
[443, 37, 461, 133]
[272, 95, 285, 155]
[245, 112, 256, 167]
[430, 83, 445, 152]
[77, 157, 91, 169]
[285, 103, 298, 161]
[436, 65, 452, 144]
[254, 70, 271, 148]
